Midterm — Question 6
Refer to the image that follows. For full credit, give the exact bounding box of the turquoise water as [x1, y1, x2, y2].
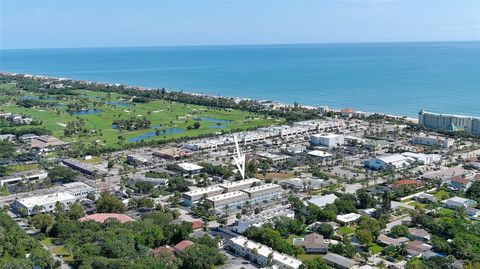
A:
[1, 42, 479, 117]
[105, 101, 133, 107]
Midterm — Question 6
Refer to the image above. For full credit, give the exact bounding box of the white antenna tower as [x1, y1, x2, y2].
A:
[233, 135, 246, 179]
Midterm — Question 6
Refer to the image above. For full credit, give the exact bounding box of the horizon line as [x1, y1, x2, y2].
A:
[2, 39, 479, 51]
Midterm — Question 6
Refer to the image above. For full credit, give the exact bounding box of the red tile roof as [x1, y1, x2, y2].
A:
[174, 240, 194, 252]
[79, 213, 134, 224]
[341, 108, 354, 113]
[394, 179, 422, 189]
[151, 246, 176, 260]
[191, 220, 203, 230]
[450, 176, 471, 185]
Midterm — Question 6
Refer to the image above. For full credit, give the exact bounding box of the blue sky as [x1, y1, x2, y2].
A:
[1, 0, 479, 49]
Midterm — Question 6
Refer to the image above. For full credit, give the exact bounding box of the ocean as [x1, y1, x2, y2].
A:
[1, 41, 479, 117]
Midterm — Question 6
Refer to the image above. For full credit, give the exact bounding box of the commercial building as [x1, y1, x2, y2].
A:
[218, 178, 261, 192]
[233, 206, 294, 233]
[412, 133, 454, 148]
[307, 150, 333, 159]
[365, 152, 440, 170]
[323, 253, 358, 269]
[126, 154, 149, 166]
[242, 183, 284, 204]
[308, 194, 338, 208]
[0, 170, 48, 187]
[279, 177, 326, 191]
[256, 152, 291, 164]
[177, 162, 203, 175]
[204, 191, 249, 211]
[152, 148, 193, 159]
[228, 236, 302, 269]
[182, 186, 225, 206]
[62, 182, 97, 199]
[418, 110, 480, 135]
[30, 135, 69, 152]
[13, 191, 78, 215]
[62, 158, 106, 176]
[310, 134, 345, 148]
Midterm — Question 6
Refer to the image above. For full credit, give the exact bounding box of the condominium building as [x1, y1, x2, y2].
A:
[228, 236, 302, 269]
[182, 186, 225, 206]
[219, 178, 261, 192]
[233, 206, 294, 233]
[204, 191, 249, 211]
[242, 183, 284, 204]
[418, 110, 480, 135]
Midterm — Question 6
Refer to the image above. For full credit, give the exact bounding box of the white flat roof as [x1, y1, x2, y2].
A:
[243, 183, 281, 194]
[207, 191, 248, 202]
[308, 194, 338, 208]
[17, 191, 76, 208]
[230, 236, 302, 269]
[307, 150, 333, 158]
[219, 178, 260, 188]
[311, 133, 342, 139]
[183, 186, 224, 196]
[178, 162, 203, 171]
[337, 213, 362, 223]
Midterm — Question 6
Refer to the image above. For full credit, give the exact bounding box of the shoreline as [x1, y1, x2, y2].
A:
[1, 71, 420, 123]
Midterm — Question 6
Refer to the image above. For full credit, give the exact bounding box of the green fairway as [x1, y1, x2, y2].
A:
[0, 87, 281, 148]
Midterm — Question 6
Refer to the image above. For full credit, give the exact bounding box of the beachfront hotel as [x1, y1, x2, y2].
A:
[418, 110, 480, 135]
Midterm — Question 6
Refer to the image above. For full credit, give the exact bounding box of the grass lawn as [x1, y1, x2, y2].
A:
[408, 201, 426, 209]
[52, 245, 74, 262]
[255, 172, 294, 180]
[298, 253, 324, 261]
[1, 87, 282, 148]
[338, 226, 355, 235]
[368, 243, 383, 254]
[8, 163, 41, 174]
[40, 237, 54, 246]
[432, 190, 450, 201]
[438, 208, 456, 217]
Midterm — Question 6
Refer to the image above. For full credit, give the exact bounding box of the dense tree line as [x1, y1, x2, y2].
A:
[0, 211, 57, 268]
[112, 117, 151, 131]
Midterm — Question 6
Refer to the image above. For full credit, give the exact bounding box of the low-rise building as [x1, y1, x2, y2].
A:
[62, 182, 97, 199]
[153, 148, 193, 159]
[377, 234, 409, 247]
[0, 170, 48, 187]
[408, 228, 431, 241]
[219, 178, 261, 192]
[293, 233, 329, 253]
[233, 206, 294, 233]
[412, 134, 454, 148]
[307, 150, 333, 159]
[407, 240, 433, 257]
[310, 134, 345, 148]
[308, 194, 338, 208]
[126, 154, 149, 166]
[414, 193, 437, 203]
[30, 135, 69, 152]
[448, 176, 473, 191]
[242, 183, 284, 204]
[182, 186, 225, 206]
[228, 236, 302, 269]
[336, 213, 362, 225]
[13, 191, 78, 215]
[62, 158, 106, 176]
[256, 152, 291, 164]
[441, 196, 478, 210]
[323, 253, 358, 269]
[177, 162, 203, 175]
[205, 191, 249, 211]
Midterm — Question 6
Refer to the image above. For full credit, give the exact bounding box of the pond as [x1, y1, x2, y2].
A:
[24, 96, 56, 101]
[128, 128, 185, 142]
[199, 117, 232, 123]
[209, 125, 227, 129]
[105, 101, 133, 107]
[72, 109, 104, 116]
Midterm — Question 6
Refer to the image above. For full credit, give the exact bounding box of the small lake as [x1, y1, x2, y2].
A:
[128, 128, 185, 142]
[199, 117, 232, 123]
[72, 109, 103, 116]
[105, 101, 133, 107]
[24, 95, 56, 101]
[209, 125, 227, 129]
